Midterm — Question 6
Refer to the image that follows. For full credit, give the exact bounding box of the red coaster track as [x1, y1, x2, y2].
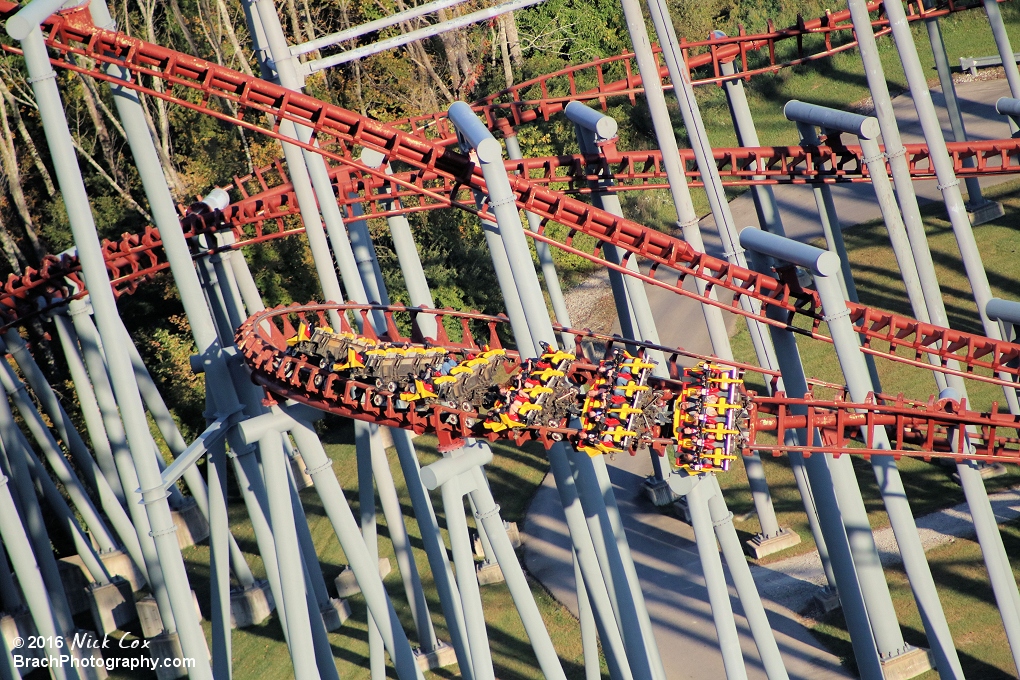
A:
[235, 302, 1020, 464]
[0, 1, 1018, 446]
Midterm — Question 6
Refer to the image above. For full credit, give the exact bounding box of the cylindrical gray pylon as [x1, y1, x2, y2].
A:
[743, 230, 965, 678]
[368, 424, 439, 652]
[0, 348, 118, 554]
[466, 463, 568, 680]
[0, 469, 77, 680]
[356, 422, 387, 680]
[16, 428, 111, 585]
[68, 301, 178, 627]
[715, 61, 833, 585]
[982, 0, 1020, 133]
[0, 401, 74, 636]
[643, 0, 784, 391]
[740, 232, 885, 679]
[574, 549, 602, 680]
[15, 26, 208, 672]
[449, 101, 557, 350]
[545, 443, 636, 680]
[47, 314, 125, 501]
[856, 0, 1020, 414]
[355, 148, 474, 672]
[208, 433, 232, 680]
[791, 121, 885, 391]
[441, 468, 495, 680]
[279, 415, 426, 680]
[503, 132, 576, 350]
[685, 475, 748, 680]
[922, 0, 992, 207]
[564, 445, 657, 680]
[941, 387, 1020, 671]
[706, 476, 789, 680]
[261, 432, 322, 680]
[359, 151, 439, 339]
[615, 0, 732, 359]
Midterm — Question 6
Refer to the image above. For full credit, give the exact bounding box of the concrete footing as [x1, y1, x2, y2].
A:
[672, 497, 692, 525]
[290, 451, 314, 490]
[171, 498, 209, 549]
[744, 527, 801, 558]
[0, 611, 37, 663]
[644, 477, 679, 507]
[88, 577, 137, 635]
[476, 562, 505, 586]
[137, 591, 204, 639]
[230, 580, 274, 628]
[879, 646, 934, 680]
[320, 597, 351, 632]
[68, 630, 109, 680]
[813, 586, 841, 614]
[952, 462, 1008, 484]
[149, 632, 188, 680]
[472, 521, 521, 558]
[69, 549, 147, 594]
[414, 641, 459, 671]
[966, 199, 1005, 226]
[334, 558, 392, 598]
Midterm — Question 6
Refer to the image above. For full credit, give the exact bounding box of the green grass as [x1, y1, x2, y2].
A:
[813, 516, 1020, 679]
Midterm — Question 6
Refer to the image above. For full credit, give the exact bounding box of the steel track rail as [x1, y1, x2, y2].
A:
[234, 302, 1020, 463]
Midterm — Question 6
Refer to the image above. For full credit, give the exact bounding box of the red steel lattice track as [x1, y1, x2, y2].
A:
[0, 1, 1018, 445]
[236, 302, 1020, 463]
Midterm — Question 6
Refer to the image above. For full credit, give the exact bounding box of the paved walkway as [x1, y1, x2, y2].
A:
[523, 77, 1018, 679]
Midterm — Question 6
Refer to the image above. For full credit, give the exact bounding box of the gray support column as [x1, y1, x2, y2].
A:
[0, 355, 118, 554]
[739, 234, 885, 680]
[261, 433, 321, 680]
[356, 423, 386, 680]
[684, 476, 747, 680]
[389, 433, 473, 676]
[50, 314, 125, 502]
[706, 476, 789, 680]
[922, 0, 999, 216]
[0, 399, 74, 636]
[545, 444, 635, 680]
[274, 416, 426, 680]
[228, 442, 290, 642]
[716, 62, 832, 575]
[18, 430, 111, 585]
[982, 0, 1020, 133]
[369, 426, 438, 652]
[441, 470, 495, 680]
[503, 132, 575, 349]
[743, 230, 964, 678]
[786, 102, 933, 388]
[208, 435, 232, 680]
[70, 303, 176, 611]
[13, 26, 208, 673]
[0, 470, 76, 680]
[449, 102, 557, 349]
[359, 151, 439, 338]
[574, 551, 602, 680]
[615, 0, 732, 358]
[851, 0, 1020, 413]
[466, 464, 567, 680]
[941, 387, 1020, 672]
